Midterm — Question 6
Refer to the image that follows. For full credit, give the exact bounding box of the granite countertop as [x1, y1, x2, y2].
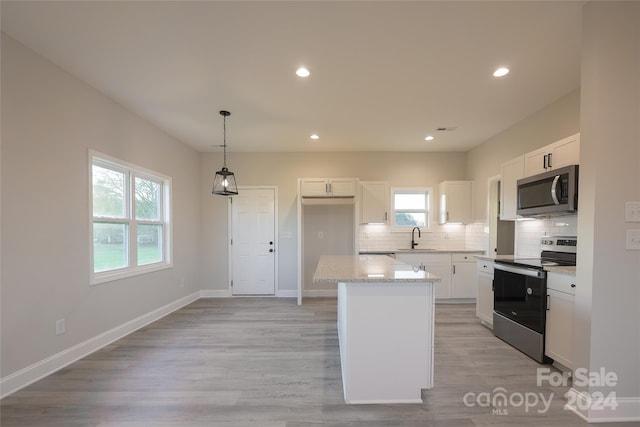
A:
[359, 248, 485, 255]
[474, 255, 577, 277]
[544, 265, 576, 276]
[313, 255, 441, 284]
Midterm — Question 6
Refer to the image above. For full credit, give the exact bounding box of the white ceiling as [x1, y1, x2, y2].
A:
[1, 1, 583, 153]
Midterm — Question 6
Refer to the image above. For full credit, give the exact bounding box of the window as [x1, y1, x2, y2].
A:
[91, 152, 171, 284]
[391, 188, 431, 229]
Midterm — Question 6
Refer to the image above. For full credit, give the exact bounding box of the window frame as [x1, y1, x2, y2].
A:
[390, 187, 432, 230]
[90, 151, 172, 285]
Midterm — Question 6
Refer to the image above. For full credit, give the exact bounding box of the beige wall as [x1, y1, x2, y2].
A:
[573, 1, 640, 417]
[1, 35, 202, 377]
[466, 89, 581, 222]
[200, 151, 467, 292]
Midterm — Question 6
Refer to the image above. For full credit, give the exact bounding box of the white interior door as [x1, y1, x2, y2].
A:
[231, 188, 276, 295]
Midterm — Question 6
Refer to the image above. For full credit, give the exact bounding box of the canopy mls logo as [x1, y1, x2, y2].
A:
[463, 367, 620, 416]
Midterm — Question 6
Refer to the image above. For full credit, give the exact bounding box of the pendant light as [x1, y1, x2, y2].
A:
[212, 110, 238, 196]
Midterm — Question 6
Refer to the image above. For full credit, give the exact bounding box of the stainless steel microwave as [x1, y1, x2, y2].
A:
[516, 165, 578, 217]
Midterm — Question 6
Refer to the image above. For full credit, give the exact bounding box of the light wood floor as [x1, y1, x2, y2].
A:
[1, 298, 634, 426]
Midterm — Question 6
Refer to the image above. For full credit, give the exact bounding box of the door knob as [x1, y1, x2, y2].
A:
[269, 249, 274, 253]
[269, 241, 274, 245]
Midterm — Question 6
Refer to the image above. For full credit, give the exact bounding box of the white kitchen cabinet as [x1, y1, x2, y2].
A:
[524, 133, 580, 177]
[545, 272, 576, 369]
[300, 178, 356, 197]
[360, 181, 389, 224]
[438, 181, 472, 224]
[395, 253, 451, 299]
[451, 253, 477, 298]
[499, 155, 524, 220]
[396, 252, 482, 300]
[476, 260, 494, 327]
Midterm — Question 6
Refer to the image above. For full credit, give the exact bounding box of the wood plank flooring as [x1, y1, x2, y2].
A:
[0, 298, 634, 426]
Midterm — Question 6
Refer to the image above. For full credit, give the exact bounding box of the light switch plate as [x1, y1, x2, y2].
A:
[625, 202, 640, 222]
[626, 229, 640, 250]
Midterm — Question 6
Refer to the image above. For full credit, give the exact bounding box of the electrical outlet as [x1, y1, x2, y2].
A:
[626, 229, 640, 250]
[318, 231, 324, 239]
[625, 202, 640, 222]
[55, 318, 66, 335]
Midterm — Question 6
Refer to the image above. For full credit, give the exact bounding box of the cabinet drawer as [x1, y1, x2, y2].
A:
[547, 272, 576, 295]
[477, 260, 494, 275]
[452, 253, 476, 263]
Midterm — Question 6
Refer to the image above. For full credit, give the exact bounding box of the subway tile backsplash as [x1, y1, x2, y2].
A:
[357, 214, 576, 256]
[515, 215, 578, 257]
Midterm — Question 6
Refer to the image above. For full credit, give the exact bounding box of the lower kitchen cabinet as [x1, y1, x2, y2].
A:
[451, 254, 477, 298]
[396, 252, 482, 301]
[476, 260, 494, 326]
[545, 272, 576, 369]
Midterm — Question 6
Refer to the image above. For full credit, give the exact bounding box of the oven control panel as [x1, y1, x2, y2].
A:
[541, 236, 577, 253]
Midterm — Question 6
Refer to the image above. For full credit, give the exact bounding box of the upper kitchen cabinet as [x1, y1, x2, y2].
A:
[300, 178, 357, 198]
[500, 155, 524, 221]
[438, 181, 472, 224]
[360, 181, 389, 224]
[524, 133, 580, 177]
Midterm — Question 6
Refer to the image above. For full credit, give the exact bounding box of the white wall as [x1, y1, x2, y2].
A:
[0, 36, 202, 378]
[466, 89, 581, 222]
[200, 151, 467, 292]
[572, 2, 640, 421]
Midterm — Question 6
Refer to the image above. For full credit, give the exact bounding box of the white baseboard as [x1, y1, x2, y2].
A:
[200, 289, 231, 298]
[275, 289, 297, 298]
[565, 388, 640, 422]
[0, 291, 200, 399]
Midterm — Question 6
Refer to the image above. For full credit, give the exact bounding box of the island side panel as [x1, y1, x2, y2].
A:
[338, 281, 434, 404]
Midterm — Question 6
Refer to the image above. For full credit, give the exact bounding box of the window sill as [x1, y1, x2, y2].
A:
[91, 262, 173, 285]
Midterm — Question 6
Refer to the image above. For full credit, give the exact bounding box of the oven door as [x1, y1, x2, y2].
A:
[493, 263, 547, 333]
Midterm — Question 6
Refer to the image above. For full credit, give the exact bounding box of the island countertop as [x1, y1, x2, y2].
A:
[313, 255, 441, 284]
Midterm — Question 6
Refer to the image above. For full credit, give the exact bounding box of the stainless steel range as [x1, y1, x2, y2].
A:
[493, 236, 577, 363]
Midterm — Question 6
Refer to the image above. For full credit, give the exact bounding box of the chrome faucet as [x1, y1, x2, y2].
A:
[411, 227, 421, 249]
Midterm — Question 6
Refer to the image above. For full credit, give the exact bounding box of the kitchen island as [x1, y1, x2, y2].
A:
[313, 255, 440, 404]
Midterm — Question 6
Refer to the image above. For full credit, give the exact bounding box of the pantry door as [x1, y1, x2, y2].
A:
[230, 188, 276, 295]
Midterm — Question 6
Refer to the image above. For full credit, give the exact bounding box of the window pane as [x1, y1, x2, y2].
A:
[135, 177, 161, 220]
[93, 165, 126, 218]
[394, 193, 426, 210]
[137, 224, 162, 265]
[395, 212, 426, 227]
[93, 222, 128, 272]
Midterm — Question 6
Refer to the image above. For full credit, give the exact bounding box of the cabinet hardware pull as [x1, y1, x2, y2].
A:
[546, 294, 550, 311]
[547, 153, 552, 168]
[543, 154, 547, 169]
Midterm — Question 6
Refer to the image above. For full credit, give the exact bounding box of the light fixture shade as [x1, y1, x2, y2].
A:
[212, 167, 238, 196]
[211, 110, 238, 196]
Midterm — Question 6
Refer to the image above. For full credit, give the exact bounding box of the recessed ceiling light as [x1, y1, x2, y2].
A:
[424, 135, 435, 141]
[493, 67, 510, 77]
[296, 67, 310, 77]
[310, 134, 319, 140]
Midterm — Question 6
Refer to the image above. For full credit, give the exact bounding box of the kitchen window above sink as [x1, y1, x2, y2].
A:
[391, 187, 432, 230]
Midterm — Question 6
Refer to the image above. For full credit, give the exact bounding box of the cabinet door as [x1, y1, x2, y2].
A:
[476, 272, 494, 326]
[549, 133, 580, 170]
[524, 146, 550, 177]
[439, 181, 472, 224]
[361, 182, 389, 223]
[545, 289, 574, 369]
[451, 261, 477, 298]
[500, 155, 524, 220]
[330, 179, 356, 197]
[300, 179, 329, 197]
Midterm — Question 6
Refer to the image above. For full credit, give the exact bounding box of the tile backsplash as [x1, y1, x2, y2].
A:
[359, 222, 484, 252]
[357, 214, 577, 257]
[515, 215, 578, 257]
